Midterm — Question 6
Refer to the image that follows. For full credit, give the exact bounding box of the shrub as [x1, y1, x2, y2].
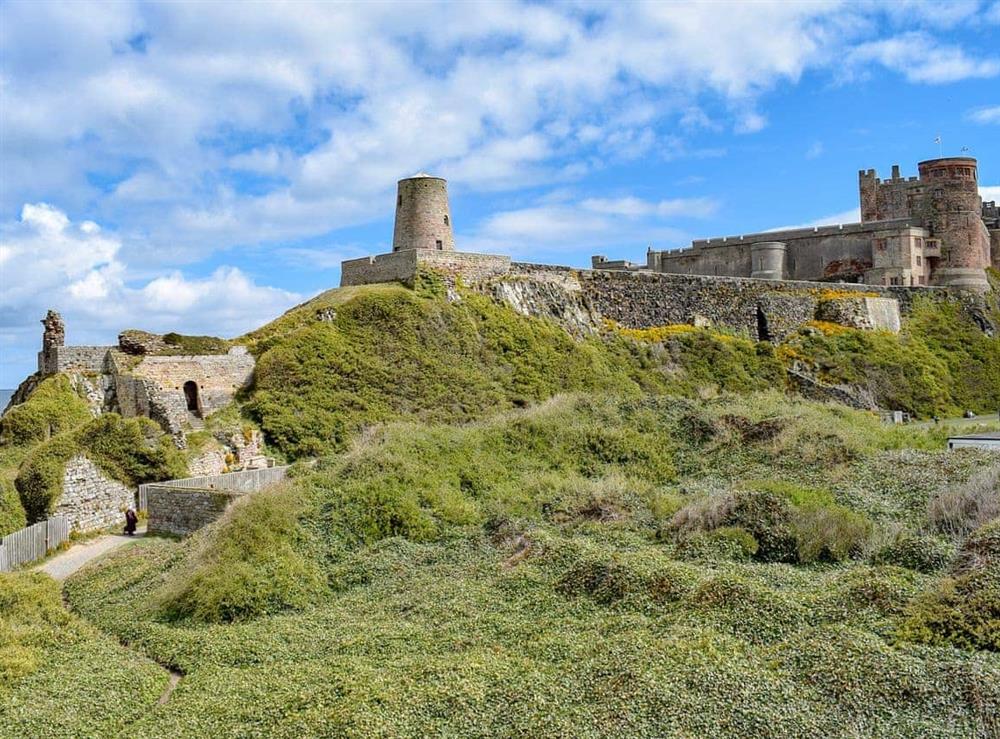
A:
[672, 489, 797, 563]
[0, 476, 27, 537]
[0, 375, 91, 447]
[792, 504, 872, 564]
[900, 520, 1000, 651]
[676, 526, 759, 562]
[159, 332, 231, 355]
[928, 464, 1000, 539]
[870, 531, 954, 573]
[15, 415, 186, 522]
[153, 484, 326, 623]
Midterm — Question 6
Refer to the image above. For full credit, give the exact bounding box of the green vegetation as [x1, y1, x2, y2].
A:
[158, 332, 230, 355]
[245, 284, 662, 458]
[6, 393, 986, 737]
[0, 375, 90, 447]
[782, 294, 1000, 417]
[2, 280, 999, 736]
[15, 414, 186, 522]
[0, 573, 166, 735]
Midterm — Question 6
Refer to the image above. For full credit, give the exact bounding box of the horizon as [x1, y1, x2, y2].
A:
[2, 0, 999, 386]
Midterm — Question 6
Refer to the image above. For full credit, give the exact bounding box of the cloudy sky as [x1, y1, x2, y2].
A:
[1, 0, 999, 387]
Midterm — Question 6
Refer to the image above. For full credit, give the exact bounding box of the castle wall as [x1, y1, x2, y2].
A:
[991, 230, 1000, 270]
[341, 249, 511, 287]
[503, 264, 922, 341]
[56, 455, 135, 532]
[40, 346, 112, 375]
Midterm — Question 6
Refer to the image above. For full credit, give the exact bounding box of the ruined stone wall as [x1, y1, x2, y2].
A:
[146, 487, 236, 537]
[991, 230, 1000, 270]
[499, 264, 926, 340]
[340, 249, 511, 288]
[43, 346, 112, 375]
[130, 348, 254, 414]
[56, 455, 135, 532]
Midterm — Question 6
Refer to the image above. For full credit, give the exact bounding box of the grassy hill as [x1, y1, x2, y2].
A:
[1, 277, 999, 737]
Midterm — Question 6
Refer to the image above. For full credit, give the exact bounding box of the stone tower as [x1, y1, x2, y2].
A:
[38, 309, 65, 374]
[391, 173, 455, 252]
[919, 157, 990, 290]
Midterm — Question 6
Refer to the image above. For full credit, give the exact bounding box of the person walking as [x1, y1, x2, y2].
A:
[124, 508, 138, 536]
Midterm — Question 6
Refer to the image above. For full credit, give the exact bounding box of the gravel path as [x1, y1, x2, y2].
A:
[34, 529, 145, 581]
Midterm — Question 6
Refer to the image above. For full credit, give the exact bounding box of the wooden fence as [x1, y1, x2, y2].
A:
[0, 516, 69, 572]
[137, 466, 289, 511]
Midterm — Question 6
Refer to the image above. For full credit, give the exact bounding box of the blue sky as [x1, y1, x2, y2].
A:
[1, 0, 999, 387]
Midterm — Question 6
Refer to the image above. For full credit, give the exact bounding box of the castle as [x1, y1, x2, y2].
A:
[596, 157, 999, 291]
[342, 157, 998, 292]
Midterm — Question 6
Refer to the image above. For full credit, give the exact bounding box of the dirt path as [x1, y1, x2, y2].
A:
[33, 529, 146, 581]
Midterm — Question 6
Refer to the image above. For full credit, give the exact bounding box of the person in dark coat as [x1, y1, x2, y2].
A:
[124, 508, 138, 536]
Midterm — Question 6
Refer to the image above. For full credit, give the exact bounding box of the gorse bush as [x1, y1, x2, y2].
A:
[0, 375, 91, 447]
[15, 414, 186, 522]
[791, 503, 872, 564]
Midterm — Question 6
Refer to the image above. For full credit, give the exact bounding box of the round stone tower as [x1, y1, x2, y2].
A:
[750, 241, 787, 280]
[392, 173, 455, 252]
[919, 157, 990, 290]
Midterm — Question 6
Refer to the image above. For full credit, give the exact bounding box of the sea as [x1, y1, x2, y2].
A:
[0, 389, 13, 410]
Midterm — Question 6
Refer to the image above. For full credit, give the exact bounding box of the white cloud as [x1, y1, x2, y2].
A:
[768, 207, 861, 231]
[981, 185, 1000, 202]
[848, 33, 999, 83]
[3, 0, 958, 258]
[0, 203, 301, 342]
[966, 105, 1000, 124]
[806, 141, 825, 159]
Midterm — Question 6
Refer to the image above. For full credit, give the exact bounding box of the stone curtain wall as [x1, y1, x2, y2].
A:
[131, 348, 254, 415]
[56, 455, 135, 532]
[47, 346, 112, 374]
[341, 249, 511, 288]
[146, 487, 235, 537]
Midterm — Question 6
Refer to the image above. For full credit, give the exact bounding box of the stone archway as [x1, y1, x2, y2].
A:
[183, 381, 201, 417]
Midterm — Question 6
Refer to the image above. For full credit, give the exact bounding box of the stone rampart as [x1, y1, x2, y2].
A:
[341, 249, 511, 287]
[56, 455, 135, 532]
[497, 265, 933, 340]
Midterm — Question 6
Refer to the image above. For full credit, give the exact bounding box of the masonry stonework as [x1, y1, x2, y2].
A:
[147, 487, 236, 537]
[56, 455, 135, 532]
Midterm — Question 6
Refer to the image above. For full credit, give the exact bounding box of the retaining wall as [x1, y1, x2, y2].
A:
[144, 466, 289, 536]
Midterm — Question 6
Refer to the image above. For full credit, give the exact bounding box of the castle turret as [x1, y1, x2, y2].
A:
[919, 157, 990, 290]
[750, 242, 787, 280]
[392, 173, 455, 252]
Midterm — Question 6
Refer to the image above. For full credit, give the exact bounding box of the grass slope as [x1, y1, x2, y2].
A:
[43, 393, 999, 738]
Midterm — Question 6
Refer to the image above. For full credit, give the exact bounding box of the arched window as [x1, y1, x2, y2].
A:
[183, 381, 201, 417]
[444, 215, 449, 225]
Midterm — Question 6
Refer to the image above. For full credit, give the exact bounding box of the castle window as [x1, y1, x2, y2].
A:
[397, 194, 402, 207]
[444, 215, 449, 225]
[436, 239, 443, 250]
[916, 255, 922, 266]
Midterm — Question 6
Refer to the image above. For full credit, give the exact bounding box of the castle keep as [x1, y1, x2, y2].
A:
[596, 157, 997, 291]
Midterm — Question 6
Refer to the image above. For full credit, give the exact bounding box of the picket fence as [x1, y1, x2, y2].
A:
[137, 465, 288, 511]
[0, 516, 69, 572]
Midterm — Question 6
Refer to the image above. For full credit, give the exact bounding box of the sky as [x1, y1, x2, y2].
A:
[1, 0, 999, 388]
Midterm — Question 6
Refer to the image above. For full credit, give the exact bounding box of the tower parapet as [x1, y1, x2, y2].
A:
[750, 242, 787, 280]
[392, 174, 455, 252]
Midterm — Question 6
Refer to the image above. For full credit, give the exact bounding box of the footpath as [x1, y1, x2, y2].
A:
[33, 529, 146, 581]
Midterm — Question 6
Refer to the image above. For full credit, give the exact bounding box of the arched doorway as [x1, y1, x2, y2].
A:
[183, 381, 201, 417]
